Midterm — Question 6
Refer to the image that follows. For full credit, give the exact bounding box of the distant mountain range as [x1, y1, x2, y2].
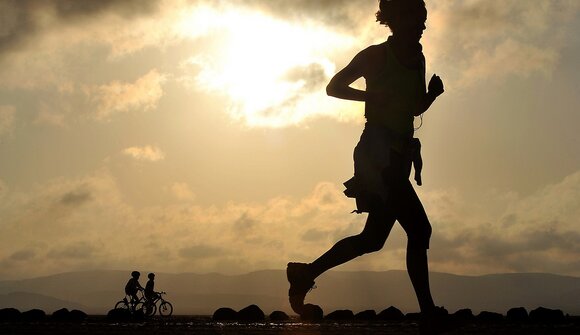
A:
[0, 270, 578, 315]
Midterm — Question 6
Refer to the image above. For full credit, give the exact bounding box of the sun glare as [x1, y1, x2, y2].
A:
[177, 6, 357, 127]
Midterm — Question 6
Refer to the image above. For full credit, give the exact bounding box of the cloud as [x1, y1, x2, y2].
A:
[179, 245, 229, 260]
[233, 213, 258, 232]
[9, 249, 36, 262]
[60, 188, 93, 207]
[461, 39, 557, 83]
[1, 0, 576, 129]
[0, 0, 365, 128]
[170, 182, 195, 201]
[426, 0, 580, 87]
[423, 169, 580, 275]
[0, 168, 579, 279]
[47, 241, 98, 260]
[235, 0, 372, 31]
[90, 69, 167, 120]
[0, 0, 161, 58]
[302, 228, 331, 242]
[123, 145, 165, 162]
[0, 105, 15, 139]
[0, 0, 178, 91]
[0, 169, 356, 279]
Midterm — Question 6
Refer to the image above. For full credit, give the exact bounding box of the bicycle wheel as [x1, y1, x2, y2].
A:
[115, 300, 130, 310]
[143, 302, 157, 316]
[133, 301, 146, 313]
[159, 301, 173, 316]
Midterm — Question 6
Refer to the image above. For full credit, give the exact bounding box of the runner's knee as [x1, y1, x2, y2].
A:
[356, 232, 387, 254]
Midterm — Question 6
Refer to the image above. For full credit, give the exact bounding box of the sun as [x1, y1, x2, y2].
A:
[177, 5, 357, 127]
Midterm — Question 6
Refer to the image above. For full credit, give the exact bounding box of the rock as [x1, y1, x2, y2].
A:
[325, 309, 354, 321]
[529, 307, 565, 324]
[51, 308, 70, 321]
[238, 304, 265, 321]
[269, 310, 289, 321]
[0, 308, 21, 321]
[107, 308, 132, 321]
[21, 309, 46, 322]
[212, 307, 237, 321]
[476, 311, 504, 323]
[354, 310, 376, 321]
[405, 312, 421, 321]
[132, 308, 145, 321]
[300, 304, 323, 321]
[377, 306, 404, 321]
[69, 309, 88, 321]
[506, 307, 529, 323]
[452, 308, 475, 321]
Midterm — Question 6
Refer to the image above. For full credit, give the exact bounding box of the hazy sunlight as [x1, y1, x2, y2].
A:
[178, 6, 355, 127]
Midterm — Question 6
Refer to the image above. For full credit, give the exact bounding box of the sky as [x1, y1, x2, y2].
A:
[0, 0, 579, 280]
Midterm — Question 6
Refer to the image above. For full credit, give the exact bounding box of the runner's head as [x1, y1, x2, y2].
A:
[376, 0, 427, 43]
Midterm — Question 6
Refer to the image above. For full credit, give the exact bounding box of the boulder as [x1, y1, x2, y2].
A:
[377, 306, 404, 321]
[212, 307, 237, 321]
[300, 304, 323, 321]
[107, 308, 132, 321]
[452, 308, 475, 321]
[0, 308, 21, 321]
[529, 307, 565, 324]
[269, 310, 289, 321]
[238, 304, 265, 321]
[325, 309, 354, 321]
[354, 310, 376, 321]
[476, 311, 504, 323]
[21, 309, 46, 322]
[69, 309, 88, 321]
[51, 308, 70, 321]
[506, 307, 529, 323]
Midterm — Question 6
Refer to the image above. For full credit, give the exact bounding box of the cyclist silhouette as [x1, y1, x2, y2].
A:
[145, 272, 160, 302]
[124, 271, 144, 307]
[287, 0, 446, 332]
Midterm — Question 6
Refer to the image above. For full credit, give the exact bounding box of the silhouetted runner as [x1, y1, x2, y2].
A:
[287, 0, 446, 332]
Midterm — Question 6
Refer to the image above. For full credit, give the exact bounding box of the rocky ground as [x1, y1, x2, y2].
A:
[1, 315, 580, 335]
[1, 305, 579, 334]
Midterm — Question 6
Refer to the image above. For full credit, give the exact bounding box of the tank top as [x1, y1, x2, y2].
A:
[364, 37, 426, 142]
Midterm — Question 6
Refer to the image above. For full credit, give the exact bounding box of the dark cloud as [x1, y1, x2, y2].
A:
[233, 212, 257, 232]
[0, 0, 161, 56]
[52, 0, 160, 20]
[179, 244, 228, 259]
[47, 241, 96, 259]
[60, 189, 92, 206]
[501, 214, 517, 227]
[428, 0, 578, 85]
[301, 228, 330, 242]
[249, 62, 330, 123]
[9, 249, 36, 261]
[430, 220, 580, 274]
[524, 228, 580, 253]
[236, 0, 373, 30]
[283, 63, 328, 91]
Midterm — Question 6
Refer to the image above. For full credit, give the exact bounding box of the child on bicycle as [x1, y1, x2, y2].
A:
[145, 273, 160, 303]
[124, 271, 143, 307]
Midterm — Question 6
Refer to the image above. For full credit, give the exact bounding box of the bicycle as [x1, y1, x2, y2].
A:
[142, 291, 173, 317]
[114, 290, 147, 313]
